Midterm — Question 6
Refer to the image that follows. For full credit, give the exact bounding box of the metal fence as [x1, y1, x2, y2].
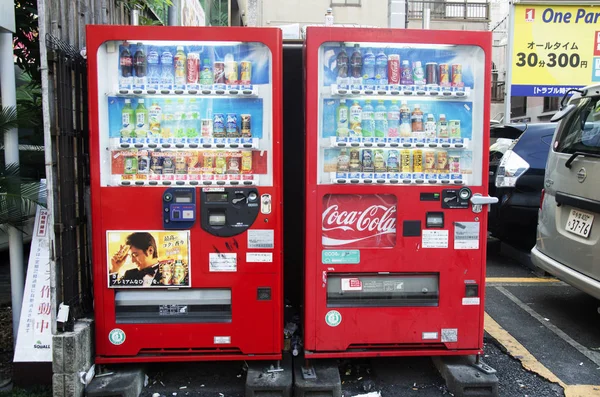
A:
[46, 35, 92, 327]
[408, 0, 490, 21]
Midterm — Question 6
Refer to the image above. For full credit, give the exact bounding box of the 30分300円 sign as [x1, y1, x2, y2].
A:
[511, 4, 600, 96]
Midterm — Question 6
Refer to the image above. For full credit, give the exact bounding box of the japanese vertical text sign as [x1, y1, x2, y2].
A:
[511, 4, 600, 96]
[14, 207, 52, 362]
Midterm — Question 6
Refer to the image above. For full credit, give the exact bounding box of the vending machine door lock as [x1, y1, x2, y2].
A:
[261, 194, 272, 214]
[163, 188, 196, 229]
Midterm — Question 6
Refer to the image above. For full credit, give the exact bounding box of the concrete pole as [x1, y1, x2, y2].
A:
[0, 31, 24, 344]
[422, 8, 430, 29]
[504, 3, 515, 123]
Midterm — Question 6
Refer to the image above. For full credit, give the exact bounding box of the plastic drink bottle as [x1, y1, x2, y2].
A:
[186, 98, 199, 140]
[349, 101, 362, 136]
[134, 99, 148, 138]
[174, 46, 187, 90]
[121, 99, 135, 138]
[160, 48, 174, 91]
[375, 49, 388, 85]
[200, 59, 213, 88]
[361, 100, 375, 137]
[387, 100, 400, 137]
[399, 101, 412, 137]
[147, 47, 160, 91]
[336, 44, 349, 88]
[350, 44, 363, 88]
[149, 100, 162, 138]
[374, 100, 388, 138]
[362, 48, 376, 85]
[425, 113, 436, 138]
[336, 99, 349, 137]
[411, 104, 424, 136]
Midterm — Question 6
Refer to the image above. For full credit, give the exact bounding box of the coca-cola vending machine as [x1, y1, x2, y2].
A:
[304, 27, 496, 357]
[87, 26, 283, 363]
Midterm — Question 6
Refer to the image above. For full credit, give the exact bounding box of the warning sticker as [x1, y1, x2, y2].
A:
[341, 278, 363, 291]
[454, 222, 480, 249]
[248, 229, 275, 249]
[441, 328, 458, 343]
[246, 253, 273, 263]
[462, 297, 481, 306]
[422, 230, 449, 248]
[209, 253, 237, 272]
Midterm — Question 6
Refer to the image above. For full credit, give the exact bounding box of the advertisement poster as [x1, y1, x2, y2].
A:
[107, 230, 191, 288]
[511, 4, 600, 96]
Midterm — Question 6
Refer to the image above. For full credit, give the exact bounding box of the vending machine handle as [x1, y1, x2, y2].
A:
[470, 194, 499, 205]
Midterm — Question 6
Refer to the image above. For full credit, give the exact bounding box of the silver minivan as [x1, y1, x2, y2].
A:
[531, 85, 600, 300]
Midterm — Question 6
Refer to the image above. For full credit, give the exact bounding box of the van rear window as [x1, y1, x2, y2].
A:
[556, 97, 600, 155]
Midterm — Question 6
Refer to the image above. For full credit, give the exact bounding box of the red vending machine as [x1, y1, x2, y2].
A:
[304, 27, 495, 358]
[87, 26, 282, 363]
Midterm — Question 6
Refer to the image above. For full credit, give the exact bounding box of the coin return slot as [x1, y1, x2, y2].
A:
[209, 212, 227, 226]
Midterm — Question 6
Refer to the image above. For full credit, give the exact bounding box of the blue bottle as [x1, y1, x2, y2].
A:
[160, 48, 174, 91]
[362, 48, 376, 87]
[375, 50, 388, 86]
[147, 47, 160, 92]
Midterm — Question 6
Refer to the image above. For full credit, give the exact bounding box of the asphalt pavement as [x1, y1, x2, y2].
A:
[136, 239, 600, 397]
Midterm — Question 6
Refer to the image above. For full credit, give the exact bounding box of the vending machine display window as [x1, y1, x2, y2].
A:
[96, 41, 273, 187]
[317, 42, 485, 187]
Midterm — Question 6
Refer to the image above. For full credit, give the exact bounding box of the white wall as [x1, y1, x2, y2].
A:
[261, 0, 389, 28]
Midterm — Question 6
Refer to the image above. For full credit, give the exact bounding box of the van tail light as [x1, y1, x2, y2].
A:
[540, 189, 545, 210]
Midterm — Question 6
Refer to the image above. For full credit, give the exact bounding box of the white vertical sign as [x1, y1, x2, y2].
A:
[14, 207, 53, 362]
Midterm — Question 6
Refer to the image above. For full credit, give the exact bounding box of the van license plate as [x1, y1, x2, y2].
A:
[565, 209, 594, 238]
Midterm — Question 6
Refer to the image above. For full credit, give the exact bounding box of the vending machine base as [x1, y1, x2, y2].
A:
[303, 348, 481, 359]
[245, 353, 293, 397]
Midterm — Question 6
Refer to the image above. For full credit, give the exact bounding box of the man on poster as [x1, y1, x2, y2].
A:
[109, 232, 164, 287]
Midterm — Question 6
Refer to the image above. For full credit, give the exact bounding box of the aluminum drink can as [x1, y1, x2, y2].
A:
[150, 154, 163, 175]
[387, 150, 399, 172]
[201, 119, 213, 138]
[214, 151, 227, 174]
[436, 150, 448, 173]
[213, 113, 226, 137]
[186, 53, 199, 84]
[400, 149, 412, 173]
[449, 120, 461, 138]
[137, 153, 149, 174]
[439, 64, 450, 86]
[124, 155, 137, 174]
[362, 149, 374, 172]
[424, 150, 436, 172]
[225, 61, 238, 84]
[241, 114, 252, 137]
[388, 55, 401, 85]
[226, 113, 239, 137]
[226, 151, 241, 174]
[203, 151, 215, 174]
[425, 62, 438, 85]
[449, 156, 461, 173]
[241, 151, 253, 174]
[240, 61, 252, 85]
[413, 149, 423, 172]
[214, 62, 225, 84]
[451, 64, 463, 87]
[374, 149, 386, 172]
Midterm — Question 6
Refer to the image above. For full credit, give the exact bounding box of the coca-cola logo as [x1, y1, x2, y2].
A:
[389, 62, 400, 83]
[322, 203, 397, 246]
